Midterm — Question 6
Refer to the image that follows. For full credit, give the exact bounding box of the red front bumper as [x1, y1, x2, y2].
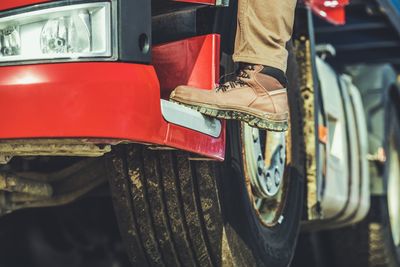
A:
[0, 35, 226, 160]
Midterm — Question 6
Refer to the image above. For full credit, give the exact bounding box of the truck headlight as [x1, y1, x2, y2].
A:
[0, 2, 112, 63]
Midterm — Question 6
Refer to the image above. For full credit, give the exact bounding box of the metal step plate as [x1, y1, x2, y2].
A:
[161, 99, 222, 138]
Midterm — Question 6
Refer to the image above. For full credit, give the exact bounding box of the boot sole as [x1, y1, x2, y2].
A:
[170, 99, 288, 132]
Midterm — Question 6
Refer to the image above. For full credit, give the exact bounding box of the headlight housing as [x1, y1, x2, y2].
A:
[0, 2, 112, 64]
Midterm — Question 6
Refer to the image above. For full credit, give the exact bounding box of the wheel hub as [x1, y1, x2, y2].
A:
[242, 123, 288, 226]
[250, 127, 285, 198]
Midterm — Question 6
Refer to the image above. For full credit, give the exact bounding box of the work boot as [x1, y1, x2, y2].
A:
[170, 64, 289, 131]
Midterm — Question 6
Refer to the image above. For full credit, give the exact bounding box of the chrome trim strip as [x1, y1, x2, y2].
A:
[215, 0, 230, 6]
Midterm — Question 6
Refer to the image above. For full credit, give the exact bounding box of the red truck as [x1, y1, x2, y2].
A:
[0, 0, 399, 267]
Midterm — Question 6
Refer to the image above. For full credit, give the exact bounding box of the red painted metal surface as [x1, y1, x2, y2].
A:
[0, 0, 217, 9]
[154, 34, 225, 159]
[0, 0, 51, 11]
[306, 0, 349, 25]
[173, 0, 216, 5]
[0, 34, 225, 160]
[0, 0, 348, 25]
[153, 34, 220, 99]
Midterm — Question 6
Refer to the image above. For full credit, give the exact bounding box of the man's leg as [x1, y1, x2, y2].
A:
[170, 0, 297, 131]
[233, 0, 297, 74]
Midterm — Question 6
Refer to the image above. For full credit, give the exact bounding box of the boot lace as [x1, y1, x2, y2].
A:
[216, 65, 255, 92]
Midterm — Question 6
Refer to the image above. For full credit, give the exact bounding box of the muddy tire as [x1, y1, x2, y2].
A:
[370, 97, 400, 267]
[106, 43, 305, 267]
[108, 145, 229, 267]
[107, 143, 304, 267]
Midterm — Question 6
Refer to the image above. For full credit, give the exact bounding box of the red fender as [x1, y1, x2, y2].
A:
[305, 0, 350, 25]
[0, 0, 51, 11]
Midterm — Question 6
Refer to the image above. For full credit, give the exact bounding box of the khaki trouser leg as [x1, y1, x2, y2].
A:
[232, 0, 297, 72]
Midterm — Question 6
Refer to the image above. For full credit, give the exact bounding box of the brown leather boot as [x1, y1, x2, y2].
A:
[169, 65, 289, 131]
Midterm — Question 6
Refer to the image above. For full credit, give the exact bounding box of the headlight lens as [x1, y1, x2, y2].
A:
[0, 2, 111, 63]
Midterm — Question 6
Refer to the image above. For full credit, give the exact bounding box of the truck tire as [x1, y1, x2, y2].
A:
[220, 42, 305, 267]
[370, 97, 400, 267]
[106, 46, 304, 267]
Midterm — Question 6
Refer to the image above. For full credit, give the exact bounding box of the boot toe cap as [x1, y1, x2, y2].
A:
[170, 85, 206, 102]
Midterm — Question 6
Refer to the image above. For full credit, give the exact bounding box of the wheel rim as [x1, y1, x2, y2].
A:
[388, 137, 400, 247]
[242, 122, 291, 227]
